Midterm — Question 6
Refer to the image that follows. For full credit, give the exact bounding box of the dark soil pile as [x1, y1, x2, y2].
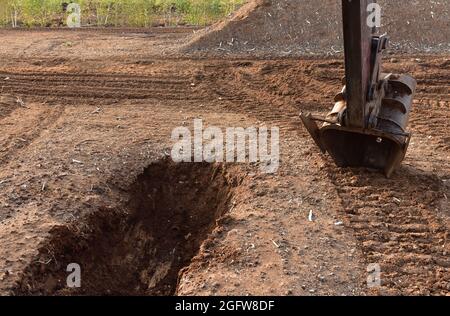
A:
[184, 0, 450, 56]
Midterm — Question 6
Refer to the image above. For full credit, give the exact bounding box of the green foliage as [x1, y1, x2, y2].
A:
[0, 0, 246, 27]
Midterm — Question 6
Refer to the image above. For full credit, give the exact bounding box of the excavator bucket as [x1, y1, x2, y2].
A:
[301, 0, 417, 178]
[301, 73, 416, 177]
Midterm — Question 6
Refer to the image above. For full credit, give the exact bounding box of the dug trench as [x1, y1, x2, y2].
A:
[13, 159, 242, 295]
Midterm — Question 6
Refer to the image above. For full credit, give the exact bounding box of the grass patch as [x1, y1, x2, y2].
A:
[0, 0, 246, 27]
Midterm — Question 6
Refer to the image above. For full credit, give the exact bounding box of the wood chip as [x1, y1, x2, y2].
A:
[308, 210, 314, 222]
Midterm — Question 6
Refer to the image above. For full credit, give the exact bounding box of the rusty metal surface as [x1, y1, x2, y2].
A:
[341, 0, 373, 128]
[378, 74, 417, 139]
[319, 125, 410, 178]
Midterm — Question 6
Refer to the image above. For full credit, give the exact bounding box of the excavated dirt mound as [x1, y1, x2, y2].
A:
[184, 0, 450, 56]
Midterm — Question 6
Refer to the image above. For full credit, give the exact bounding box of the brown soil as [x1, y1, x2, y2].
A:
[14, 160, 239, 295]
[0, 26, 448, 296]
[184, 0, 450, 57]
[0, 94, 20, 119]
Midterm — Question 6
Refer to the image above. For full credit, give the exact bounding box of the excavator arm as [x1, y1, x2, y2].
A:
[300, 0, 416, 177]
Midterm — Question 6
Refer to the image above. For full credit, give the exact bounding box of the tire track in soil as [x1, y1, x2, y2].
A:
[0, 104, 65, 167]
[199, 61, 307, 133]
[326, 167, 449, 295]
[0, 71, 205, 102]
[320, 59, 450, 295]
[203, 60, 343, 129]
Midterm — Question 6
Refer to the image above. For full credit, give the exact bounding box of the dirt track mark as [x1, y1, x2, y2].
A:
[0, 71, 205, 102]
[0, 94, 20, 119]
[200, 61, 308, 133]
[327, 167, 449, 295]
[0, 104, 64, 167]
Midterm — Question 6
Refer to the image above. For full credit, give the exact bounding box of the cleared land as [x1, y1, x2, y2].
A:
[0, 1, 449, 296]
